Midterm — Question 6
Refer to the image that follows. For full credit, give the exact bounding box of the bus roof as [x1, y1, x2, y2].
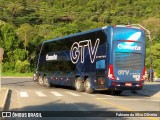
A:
[43, 27, 104, 44]
[43, 25, 142, 44]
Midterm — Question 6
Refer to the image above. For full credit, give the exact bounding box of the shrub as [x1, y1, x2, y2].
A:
[15, 60, 30, 73]
[2, 62, 15, 72]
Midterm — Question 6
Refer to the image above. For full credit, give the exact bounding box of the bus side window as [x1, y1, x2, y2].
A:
[96, 60, 105, 69]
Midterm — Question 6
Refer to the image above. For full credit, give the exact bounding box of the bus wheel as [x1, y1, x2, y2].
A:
[75, 77, 85, 92]
[84, 78, 94, 94]
[33, 73, 38, 82]
[38, 75, 44, 86]
[112, 90, 122, 95]
[43, 76, 51, 87]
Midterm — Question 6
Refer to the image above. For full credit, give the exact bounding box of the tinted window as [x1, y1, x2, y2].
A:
[39, 30, 106, 72]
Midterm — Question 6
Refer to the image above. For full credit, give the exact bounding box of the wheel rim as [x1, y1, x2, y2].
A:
[85, 81, 90, 90]
[39, 77, 43, 84]
[44, 77, 48, 84]
[75, 80, 81, 89]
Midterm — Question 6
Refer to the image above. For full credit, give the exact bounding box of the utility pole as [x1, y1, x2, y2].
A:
[0, 48, 4, 91]
[131, 24, 153, 82]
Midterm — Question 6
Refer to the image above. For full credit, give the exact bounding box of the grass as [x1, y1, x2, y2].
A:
[1, 72, 33, 77]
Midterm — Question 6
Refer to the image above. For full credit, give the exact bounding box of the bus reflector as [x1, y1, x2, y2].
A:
[141, 66, 146, 80]
[112, 82, 117, 86]
[108, 64, 116, 80]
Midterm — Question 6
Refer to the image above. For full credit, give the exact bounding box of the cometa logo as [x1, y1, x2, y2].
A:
[46, 54, 57, 61]
[117, 44, 141, 51]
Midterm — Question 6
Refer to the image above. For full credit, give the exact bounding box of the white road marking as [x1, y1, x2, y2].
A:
[82, 92, 96, 96]
[149, 99, 160, 102]
[35, 91, 46, 97]
[20, 92, 28, 97]
[50, 91, 63, 96]
[65, 92, 80, 96]
[105, 95, 115, 97]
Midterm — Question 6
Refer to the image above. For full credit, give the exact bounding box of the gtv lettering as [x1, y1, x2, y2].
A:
[70, 39, 100, 64]
[118, 70, 129, 75]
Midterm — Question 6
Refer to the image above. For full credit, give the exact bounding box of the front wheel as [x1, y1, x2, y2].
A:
[33, 73, 38, 82]
[84, 78, 94, 94]
[43, 76, 51, 87]
[38, 75, 44, 86]
[75, 77, 85, 92]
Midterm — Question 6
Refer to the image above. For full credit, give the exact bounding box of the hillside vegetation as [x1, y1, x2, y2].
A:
[0, 0, 160, 76]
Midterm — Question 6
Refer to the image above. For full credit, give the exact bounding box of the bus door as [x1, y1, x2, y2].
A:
[95, 59, 106, 88]
[95, 42, 107, 88]
[113, 41, 144, 84]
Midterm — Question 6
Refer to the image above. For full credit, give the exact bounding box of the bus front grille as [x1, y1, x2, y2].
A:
[115, 53, 142, 70]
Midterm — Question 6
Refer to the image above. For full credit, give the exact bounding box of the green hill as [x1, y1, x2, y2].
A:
[0, 0, 160, 76]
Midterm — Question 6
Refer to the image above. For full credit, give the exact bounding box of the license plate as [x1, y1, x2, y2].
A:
[125, 83, 132, 86]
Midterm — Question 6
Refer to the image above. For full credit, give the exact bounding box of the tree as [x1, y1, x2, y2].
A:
[0, 20, 6, 48]
[6, 2, 24, 18]
[0, 23, 18, 50]
[146, 43, 160, 77]
[16, 23, 34, 52]
[141, 17, 160, 43]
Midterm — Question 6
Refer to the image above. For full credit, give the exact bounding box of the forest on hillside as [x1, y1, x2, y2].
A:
[0, 0, 160, 76]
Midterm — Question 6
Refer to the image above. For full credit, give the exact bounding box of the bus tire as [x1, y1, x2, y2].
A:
[33, 73, 38, 82]
[75, 77, 85, 92]
[38, 75, 44, 86]
[43, 76, 51, 87]
[84, 78, 94, 94]
[112, 90, 122, 95]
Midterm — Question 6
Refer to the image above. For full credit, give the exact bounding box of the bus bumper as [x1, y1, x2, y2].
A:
[113, 86, 143, 90]
[108, 81, 144, 91]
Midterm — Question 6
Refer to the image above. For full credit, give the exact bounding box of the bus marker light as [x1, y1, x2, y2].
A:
[112, 82, 117, 86]
[141, 66, 146, 81]
[108, 64, 116, 80]
[138, 83, 143, 87]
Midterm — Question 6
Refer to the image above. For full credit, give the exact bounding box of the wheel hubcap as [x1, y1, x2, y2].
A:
[39, 77, 43, 84]
[85, 81, 90, 90]
[76, 81, 80, 89]
[44, 78, 47, 84]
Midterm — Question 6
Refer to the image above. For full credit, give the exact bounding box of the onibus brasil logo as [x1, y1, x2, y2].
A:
[70, 38, 100, 64]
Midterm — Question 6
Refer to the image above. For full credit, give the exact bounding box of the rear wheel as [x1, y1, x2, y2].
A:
[84, 78, 94, 94]
[43, 76, 51, 87]
[38, 75, 44, 86]
[75, 77, 85, 92]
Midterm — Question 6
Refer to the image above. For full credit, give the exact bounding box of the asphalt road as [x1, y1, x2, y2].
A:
[1, 78, 160, 120]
